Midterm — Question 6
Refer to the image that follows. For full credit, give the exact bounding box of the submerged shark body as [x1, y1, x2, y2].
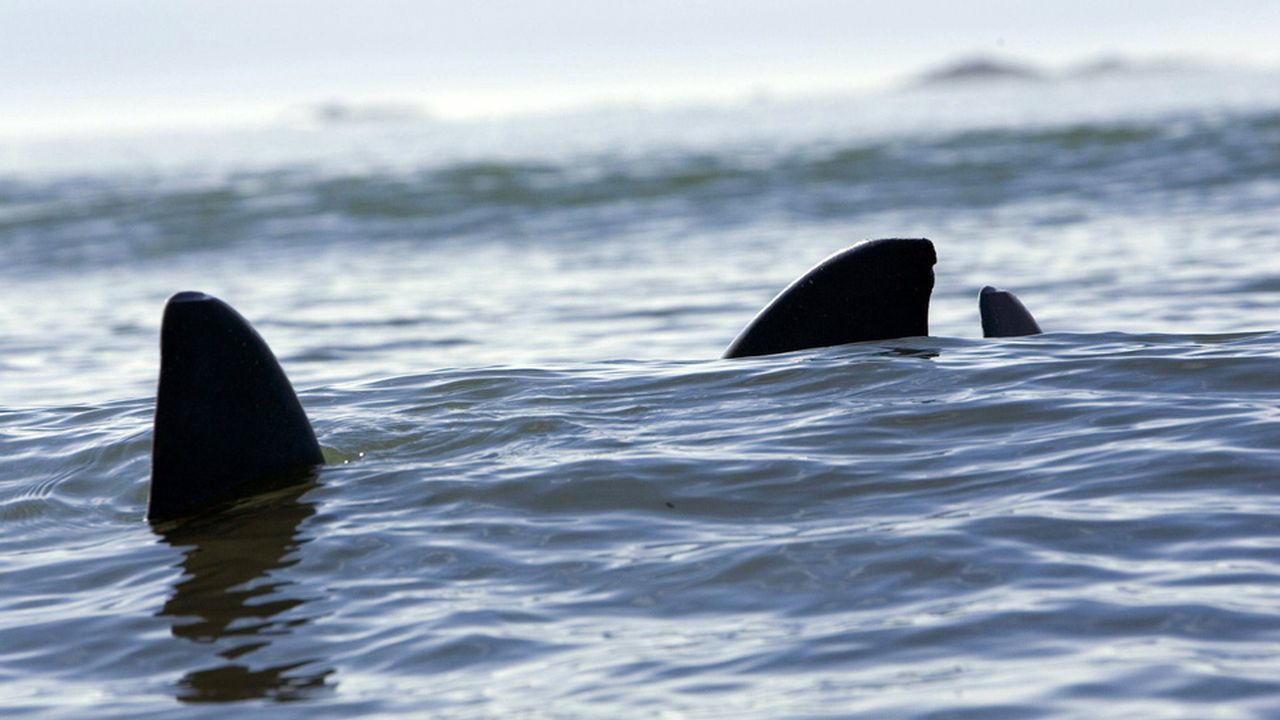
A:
[148, 238, 1040, 521]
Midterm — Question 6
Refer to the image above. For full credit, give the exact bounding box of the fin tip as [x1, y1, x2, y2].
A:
[167, 291, 213, 304]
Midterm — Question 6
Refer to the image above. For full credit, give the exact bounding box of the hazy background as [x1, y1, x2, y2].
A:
[3, 0, 1279, 136]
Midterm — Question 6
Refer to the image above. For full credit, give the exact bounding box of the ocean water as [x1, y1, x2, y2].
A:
[3, 69, 1280, 717]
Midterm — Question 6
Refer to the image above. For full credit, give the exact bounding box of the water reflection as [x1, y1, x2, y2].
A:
[156, 480, 333, 703]
[882, 344, 941, 360]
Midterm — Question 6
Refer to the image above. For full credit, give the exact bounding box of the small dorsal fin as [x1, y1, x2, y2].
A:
[979, 286, 1042, 338]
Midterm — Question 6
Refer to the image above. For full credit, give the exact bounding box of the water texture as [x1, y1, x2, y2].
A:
[2, 72, 1279, 717]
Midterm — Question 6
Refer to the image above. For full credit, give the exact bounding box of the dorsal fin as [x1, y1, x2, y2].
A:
[979, 286, 1042, 338]
[723, 238, 936, 358]
[148, 292, 323, 521]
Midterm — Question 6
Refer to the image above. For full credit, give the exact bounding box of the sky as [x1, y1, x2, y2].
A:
[2, 1, 1279, 134]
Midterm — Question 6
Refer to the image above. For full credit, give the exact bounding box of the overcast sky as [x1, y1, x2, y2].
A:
[3, 1, 1278, 133]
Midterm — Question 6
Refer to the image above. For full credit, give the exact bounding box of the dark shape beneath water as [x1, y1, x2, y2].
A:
[159, 481, 333, 702]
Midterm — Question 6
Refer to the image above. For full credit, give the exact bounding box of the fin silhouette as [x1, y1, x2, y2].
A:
[723, 238, 936, 358]
[979, 286, 1042, 338]
[148, 292, 323, 521]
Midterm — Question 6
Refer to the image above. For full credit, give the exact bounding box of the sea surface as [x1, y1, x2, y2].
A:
[3, 69, 1280, 718]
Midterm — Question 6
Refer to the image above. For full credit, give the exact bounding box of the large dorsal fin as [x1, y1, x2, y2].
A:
[148, 292, 323, 521]
[723, 238, 936, 358]
[979, 286, 1042, 338]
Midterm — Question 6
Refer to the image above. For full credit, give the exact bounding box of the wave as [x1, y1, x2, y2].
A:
[3, 332, 1280, 713]
[1, 108, 1277, 273]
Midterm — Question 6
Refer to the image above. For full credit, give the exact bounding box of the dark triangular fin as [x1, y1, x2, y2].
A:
[148, 292, 323, 521]
[979, 286, 1042, 338]
[723, 238, 936, 358]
